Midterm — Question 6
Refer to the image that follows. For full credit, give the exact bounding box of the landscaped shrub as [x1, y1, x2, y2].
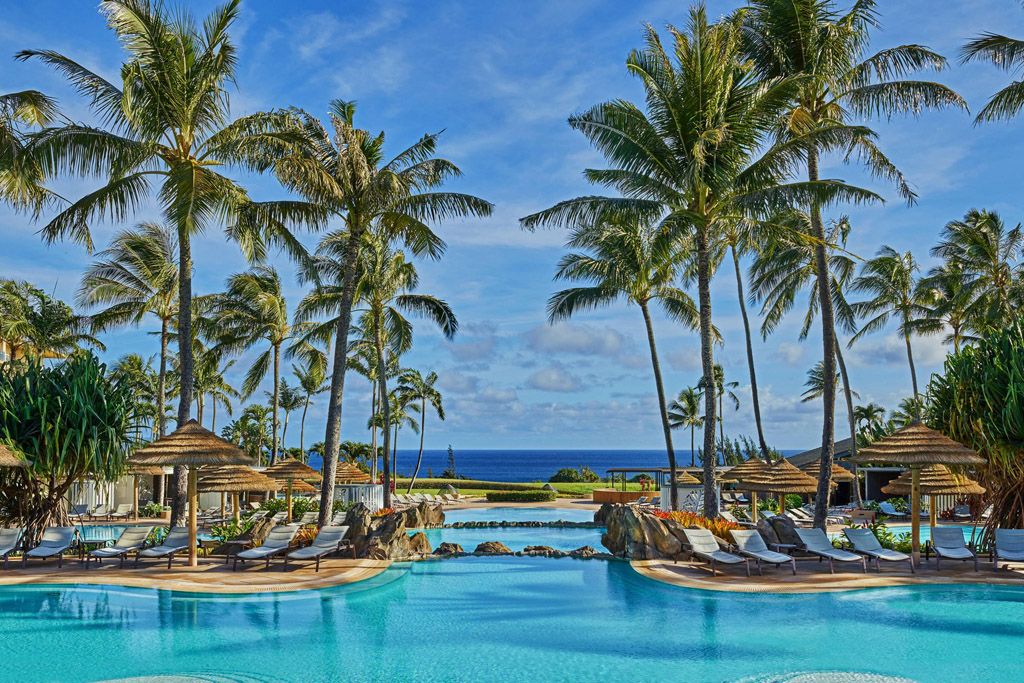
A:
[785, 494, 804, 510]
[486, 490, 556, 502]
[141, 503, 165, 517]
[653, 509, 738, 541]
[549, 466, 600, 483]
[260, 496, 318, 518]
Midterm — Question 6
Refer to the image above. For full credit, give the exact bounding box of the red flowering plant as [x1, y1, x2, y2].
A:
[653, 509, 739, 541]
[373, 507, 395, 517]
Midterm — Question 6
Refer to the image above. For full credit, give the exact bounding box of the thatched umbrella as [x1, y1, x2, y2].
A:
[264, 458, 322, 523]
[335, 462, 372, 483]
[722, 458, 771, 521]
[0, 443, 28, 468]
[740, 459, 820, 514]
[199, 467, 280, 523]
[127, 463, 164, 521]
[800, 459, 855, 484]
[130, 419, 254, 566]
[851, 421, 985, 560]
[882, 464, 985, 531]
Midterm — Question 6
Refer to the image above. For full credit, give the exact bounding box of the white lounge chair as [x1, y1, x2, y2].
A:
[731, 529, 797, 575]
[284, 526, 353, 571]
[844, 528, 914, 573]
[107, 503, 134, 520]
[0, 528, 23, 569]
[931, 527, 978, 571]
[233, 526, 300, 570]
[269, 511, 287, 524]
[88, 504, 111, 520]
[993, 529, 1024, 571]
[290, 511, 319, 526]
[879, 501, 908, 519]
[136, 527, 190, 568]
[681, 527, 749, 576]
[22, 527, 77, 568]
[720, 510, 756, 528]
[629, 497, 648, 507]
[88, 526, 153, 568]
[794, 528, 866, 574]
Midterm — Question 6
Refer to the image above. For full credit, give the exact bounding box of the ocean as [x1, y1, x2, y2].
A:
[308, 448, 801, 483]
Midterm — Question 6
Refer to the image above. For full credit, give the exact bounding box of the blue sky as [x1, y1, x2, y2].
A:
[3, 1, 1024, 452]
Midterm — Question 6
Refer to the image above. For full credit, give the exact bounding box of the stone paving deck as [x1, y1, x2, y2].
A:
[634, 556, 1024, 593]
[0, 556, 390, 594]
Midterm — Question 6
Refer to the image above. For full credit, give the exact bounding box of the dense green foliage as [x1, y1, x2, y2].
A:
[549, 466, 600, 483]
[486, 490, 557, 503]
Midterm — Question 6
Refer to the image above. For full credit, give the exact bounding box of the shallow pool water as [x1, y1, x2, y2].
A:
[443, 506, 596, 524]
[81, 524, 213, 542]
[0, 557, 1021, 682]
[420, 525, 605, 552]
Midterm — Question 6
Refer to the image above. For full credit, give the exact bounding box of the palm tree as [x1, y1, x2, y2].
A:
[194, 352, 238, 431]
[522, 10, 876, 518]
[930, 209, 1023, 333]
[539, 213, 698, 510]
[383, 388, 419, 476]
[109, 353, 158, 440]
[740, 0, 966, 528]
[854, 402, 887, 437]
[78, 222, 178, 439]
[850, 246, 930, 406]
[349, 234, 457, 509]
[917, 262, 977, 353]
[273, 380, 305, 451]
[1, 89, 63, 215]
[274, 101, 492, 526]
[398, 369, 444, 492]
[962, 22, 1024, 123]
[698, 364, 740, 459]
[18, 0, 321, 526]
[668, 387, 704, 467]
[292, 359, 328, 460]
[801, 361, 859, 404]
[0, 280, 103, 361]
[214, 266, 317, 465]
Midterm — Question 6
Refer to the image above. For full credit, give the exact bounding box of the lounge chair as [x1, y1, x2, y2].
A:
[931, 527, 978, 571]
[645, 496, 661, 509]
[136, 527, 190, 568]
[246, 509, 269, 523]
[248, 501, 262, 511]
[88, 504, 111, 520]
[879, 502, 908, 519]
[22, 527, 77, 568]
[108, 503, 134, 520]
[291, 511, 319, 526]
[331, 511, 349, 526]
[68, 505, 89, 520]
[758, 510, 776, 520]
[0, 528, 23, 569]
[269, 511, 287, 524]
[794, 528, 866, 574]
[629, 497, 648, 507]
[844, 528, 914, 573]
[680, 527, 749, 577]
[720, 510, 755, 528]
[88, 526, 153, 568]
[952, 505, 972, 521]
[731, 529, 797, 575]
[233, 526, 300, 570]
[993, 529, 1024, 571]
[284, 526, 353, 571]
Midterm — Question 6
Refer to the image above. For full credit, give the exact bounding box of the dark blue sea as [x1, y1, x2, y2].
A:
[308, 449, 800, 483]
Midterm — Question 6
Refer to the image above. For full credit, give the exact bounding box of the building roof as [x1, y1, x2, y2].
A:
[787, 437, 854, 468]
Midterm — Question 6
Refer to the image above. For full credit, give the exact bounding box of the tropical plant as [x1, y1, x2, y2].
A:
[850, 246, 930, 406]
[0, 353, 137, 541]
[397, 369, 444, 492]
[274, 100, 492, 526]
[19, 0, 323, 525]
[522, 10, 877, 517]
[652, 509, 739, 541]
[962, 21, 1024, 124]
[193, 350, 238, 431]
[292, 359, 328, 460]
[801, 361, 859, 404]
[272, 379, 305, 452]
[0, 89, 60, 213]
[740, 0, 966, 528]
[78, 222, 178, 439]
[221, 404, 272, 464]
[382, 388, 419, 476]
[109, 353, 159, 439]
[916, 262, 977, 353]
[668, 386, 704, 467]
[698, 364, 740, 461]
[0, 280, 103, 361]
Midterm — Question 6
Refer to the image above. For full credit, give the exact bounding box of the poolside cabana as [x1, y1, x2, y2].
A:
[740, 459, 820, 514]
[721, 458, 770, 521]
[130, 419, 255, 566]
[881, 464, 985, 531]
[198, 467, 280, 523]
[850, 421, 985, 561]
[264, 457, 322, 523]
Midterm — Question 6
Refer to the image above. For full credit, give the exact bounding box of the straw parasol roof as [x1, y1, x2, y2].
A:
[881, 464, 985, 496]
[263, 457, 322, 483]
[800, 459, 854, 483]
[0, 443, 28, 468]
[722, 458, 770, 484]
[127, 463, 165, 476]
[272, 477, 316, 494]
[849, 422, 985, 467]
[130, 419, 255, 468]
[741, 459, 821, 494]
[335, 462, 372, 483]
[198, 466, 280, 493]
[673, 470, 701, 485]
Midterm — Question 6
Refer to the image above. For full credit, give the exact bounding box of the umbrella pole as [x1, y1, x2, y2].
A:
[220, 491, 226, 519]
[930, 495, 937, 530]
[911, 466, 921, 564]
[286, 481, 293, 524]
[188, 467, 198, 567]
[750, 491, 758, 523]
[233, 493, 240, 523]
[133, 474, 139, 521]
[779, 493, 786, 514]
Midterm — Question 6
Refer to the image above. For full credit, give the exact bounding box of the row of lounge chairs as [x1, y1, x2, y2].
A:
[68, 503, 135, 521]
[680, 526, 1024, 577]
[393, 493, 457, 507]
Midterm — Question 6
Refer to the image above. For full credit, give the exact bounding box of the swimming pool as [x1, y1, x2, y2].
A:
[0, 557, 1020, 681]
[444, 506, 597, 524]
[420, 525, 605, 552]
[79, 524, 213, 542]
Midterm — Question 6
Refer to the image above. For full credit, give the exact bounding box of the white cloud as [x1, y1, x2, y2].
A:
[437, 370, 479, 394]
[525, 322, 626, 356]
[771, 341, 804, 367]
[665, 347, 701, 372]
[525, 365, 582, 393]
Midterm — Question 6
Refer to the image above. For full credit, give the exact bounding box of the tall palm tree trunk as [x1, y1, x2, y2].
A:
[212, 400, 216, 432]
[697, 222, 719, 519]
[282, 411, 289, 452]
[834, 342, 862, 506]
[370, 380, 378, 481]
[690, 425, 695, 468]
[271, 344, 280, 465]
[374, 311, 392, 510]
[317, 231, 362, 528]
[731, 245, 770, 461]
[300, 397, 309, 461]
[170, 232, 192, 528]
[904, 331, 920, 406]
[409, 397, 427, 493]
[392, 422, 399, 474]
[808, 149, 836, 529]
[640, 301, 677, 511]
[158, 317, 168, 438]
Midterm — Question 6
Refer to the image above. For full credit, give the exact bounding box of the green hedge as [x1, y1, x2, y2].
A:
[398, 478, 544, 492]
[486, 490, 556, 502]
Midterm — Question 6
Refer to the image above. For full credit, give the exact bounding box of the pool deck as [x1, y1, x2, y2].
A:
[634, 556, 1024, 593]
[0, 556, 390, 594]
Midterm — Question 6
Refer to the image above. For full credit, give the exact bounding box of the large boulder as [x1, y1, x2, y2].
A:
[768, 514, 802, 547]
[474, 541, 512, 555]
[402, 501, 445, 529]
[600, 505, 680, 560]
[570, 545, 598, 557]
[523, 545, 557, 554]
[408, 531, 432, 556]
[365, 512, 411, 560]
[434, 542, 464, 555]
[756, 517, 780, 547]
[341, 503, 374, 556]
[594, 503, 615, 525]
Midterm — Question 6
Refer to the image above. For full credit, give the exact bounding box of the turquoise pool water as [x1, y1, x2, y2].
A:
[0, 557, 1021, 681]
[80, 524, 213, 542]
[444, 506, 596, 524]
[420, 525, 605, 552]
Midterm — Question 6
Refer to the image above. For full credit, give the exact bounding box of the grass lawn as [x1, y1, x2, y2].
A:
[396, 478, 647, 498]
